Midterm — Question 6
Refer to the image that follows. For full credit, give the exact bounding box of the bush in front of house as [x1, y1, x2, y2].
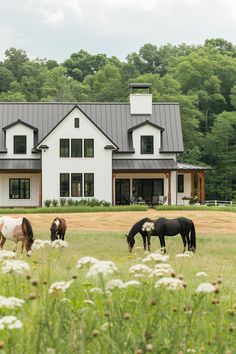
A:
[59, 198, 66, 206]
[44, 199, 51, 207]
[52, 199, 58, 207]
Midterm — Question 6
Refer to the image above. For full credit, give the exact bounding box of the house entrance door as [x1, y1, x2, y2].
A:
[115, 179, 130, 205]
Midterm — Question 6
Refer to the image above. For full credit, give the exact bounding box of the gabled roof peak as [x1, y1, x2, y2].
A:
[128, 120, 165, 133]
[3, 119, 38, 132]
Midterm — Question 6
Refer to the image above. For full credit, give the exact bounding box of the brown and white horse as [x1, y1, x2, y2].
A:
[50, 217, 67, 241]
[0, 216, 34, 256]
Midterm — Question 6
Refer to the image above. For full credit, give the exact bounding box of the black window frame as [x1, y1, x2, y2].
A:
[9, 178, 30, 199]
[71, 173, 82, 197]
[74, 118, 80, 128]
[60, 139, 70, 157]
[84, 139, 94, 158]
[60, 173, 70, 197]
[141, 136, 154, 154]
[84, 173, 94, 197]
[13, 135, 27, 154]
[71, 139, 82, 158]
[178, 174, 184, 193]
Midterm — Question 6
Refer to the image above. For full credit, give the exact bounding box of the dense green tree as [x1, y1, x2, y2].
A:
[0, 65, 15, 92]
[4, 48, 29, 82]
[41, 66, 73, 102]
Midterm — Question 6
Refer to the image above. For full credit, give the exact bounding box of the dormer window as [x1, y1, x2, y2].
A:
[14, 135, 27, 154]
[141, 136, 153, 154]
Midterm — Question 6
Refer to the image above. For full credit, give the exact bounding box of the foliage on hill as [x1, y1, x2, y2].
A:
[1, 39, 236, 199]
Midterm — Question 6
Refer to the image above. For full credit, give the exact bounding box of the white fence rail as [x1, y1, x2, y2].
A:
[204, 200, 236, 207]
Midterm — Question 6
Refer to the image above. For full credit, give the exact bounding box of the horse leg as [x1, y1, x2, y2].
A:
[62, 233, 65, 241]
[159, 235, 166, 253]
[0, 236, 6, 249]
[180, 233, 187, 253]
[185, 233, 191, 251]
[147, 234, 151, 252]
[13, 242, 17, 253]
[142, 234, 147, 251]
[21, 240, 25, 254]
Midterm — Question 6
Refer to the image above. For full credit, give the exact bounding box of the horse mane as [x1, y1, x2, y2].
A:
[22, 217, 34, 243]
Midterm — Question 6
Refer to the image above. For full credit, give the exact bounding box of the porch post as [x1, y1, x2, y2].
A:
[201, 172, 205, 204]
[168, 172, 171, 205]
[197, 173, 201, 202]
[191, 173, 195, 198]
[112, 173, 116, 206]
[38, 173, 42, 207]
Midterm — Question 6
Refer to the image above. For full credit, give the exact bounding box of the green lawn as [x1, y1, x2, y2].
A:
[1, 230, 236, 353]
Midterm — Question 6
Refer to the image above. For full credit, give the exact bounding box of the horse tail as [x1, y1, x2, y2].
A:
[190, 220, 196, 251]
[22, 217, 34, 243]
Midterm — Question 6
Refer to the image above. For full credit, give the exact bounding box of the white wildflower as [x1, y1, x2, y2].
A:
[175, 253, 192, 258]
[51, 240, 68, 248]
[48, 280, 74, 294]
[0, 250, 16, 262]
[32, 239, 51, 251]
[86, 260, 118, 278]
[123, 280, 140, 288]
[155, 277, 184, 290]
[106, 279, 124, 290]
[129, 264, 152, 274]
[142, 252, 169, 263]
[0, 316, 23, 330]
[83, 299, 95, 305]
[196, 272, 208, 277]
[0, 295, 25, 309]
[149, 265, 174, 278]
[142, 221, 155, 232]
[90, 287, 103, 294]
[1, 259, 30, 274]
[196, 282, 216, 294]
[77, 257, 98, 269]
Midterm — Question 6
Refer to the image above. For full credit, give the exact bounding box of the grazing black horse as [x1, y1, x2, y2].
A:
[126, 217, 156, 252]
[50, 217, 67, 241]
[127, 217, 196, 254]
[154, 217, 196, 253]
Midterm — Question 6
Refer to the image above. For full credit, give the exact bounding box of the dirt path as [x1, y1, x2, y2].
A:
[9, 210, 236, 235]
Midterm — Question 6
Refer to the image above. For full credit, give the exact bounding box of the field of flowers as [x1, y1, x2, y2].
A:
[1, 229, 236, 354]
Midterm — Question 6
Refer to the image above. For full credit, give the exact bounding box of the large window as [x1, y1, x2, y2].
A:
[141, 136, 153, 154]
[71, 174, 82, 197]
[84, 139, 94, 157]
[178, 174, 184, 193]
[9, 179, 30, 199]
[84, 173, 94, 197]
[60, 139, 70, 157]
[14, 135, 27, 154]
[71, 139, 82, 157]
[60, 173, 70, 197]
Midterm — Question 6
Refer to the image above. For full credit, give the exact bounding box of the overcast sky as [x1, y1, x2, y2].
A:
[1, 0, 236, 63]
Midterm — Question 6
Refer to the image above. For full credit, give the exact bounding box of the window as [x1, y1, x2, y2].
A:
[84, 173, 94, 197]
[74, 118, 80, 128]
[71, 174, 82, 197]
[141, 136, 153, 154]
[60, 139, 69, 157]
[14, 135, 27, 154]
[9, 179, 30, 199]
[178, 174, 184, 193]
[84, 139, 94, 157]
[60, 173, 69, 197]
[71, 139, 82, 157]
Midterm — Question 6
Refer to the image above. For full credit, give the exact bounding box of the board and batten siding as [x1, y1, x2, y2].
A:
[40, 107, 114, 203]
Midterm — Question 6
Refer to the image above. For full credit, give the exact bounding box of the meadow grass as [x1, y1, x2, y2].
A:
[1, 230, 236, 353]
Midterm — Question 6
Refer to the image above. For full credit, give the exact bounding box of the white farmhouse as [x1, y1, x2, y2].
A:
[0, 83, 207, 207]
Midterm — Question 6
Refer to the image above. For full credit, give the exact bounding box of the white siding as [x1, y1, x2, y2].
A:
[177, 173, 191, 205]
[0, 173, 40, 207]
[40, 107, 113, 204]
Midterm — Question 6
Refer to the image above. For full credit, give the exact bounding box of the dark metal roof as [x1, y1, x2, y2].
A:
[177, 162, 211, 170]
[113, 159, 178, 171]
[3, 119, 38, 132]
[0, 102, 183, 153]
[0, 159, 41, 170]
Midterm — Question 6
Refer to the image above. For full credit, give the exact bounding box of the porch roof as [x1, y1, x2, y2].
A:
[0, 159, 41, 171]
[177, 162, 210, 171]
[112, 159, 178, 171]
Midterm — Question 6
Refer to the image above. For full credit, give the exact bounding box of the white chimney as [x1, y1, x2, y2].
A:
[129, 83, 152, 115]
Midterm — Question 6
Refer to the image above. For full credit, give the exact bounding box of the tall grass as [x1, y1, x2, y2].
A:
[1, 231, 236, 353]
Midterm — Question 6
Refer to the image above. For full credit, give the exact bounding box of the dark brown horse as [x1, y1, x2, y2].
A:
[50, 217, 67, 241]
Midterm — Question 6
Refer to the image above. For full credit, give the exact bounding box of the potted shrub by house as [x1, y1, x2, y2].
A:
[182, 196, 191, 206]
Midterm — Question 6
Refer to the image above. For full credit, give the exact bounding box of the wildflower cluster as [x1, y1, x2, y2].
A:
[0, 295, 25, 309]
[0, 316, 23, 330]
[48, 280, 74, 294]
[32, 239, 51, 250]
[1, 259, 31, 274]
[142, 221, 155, 232]
[0, 250, 16, 262]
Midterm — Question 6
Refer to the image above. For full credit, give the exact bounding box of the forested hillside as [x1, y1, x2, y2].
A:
[1, 38, 236, 200]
